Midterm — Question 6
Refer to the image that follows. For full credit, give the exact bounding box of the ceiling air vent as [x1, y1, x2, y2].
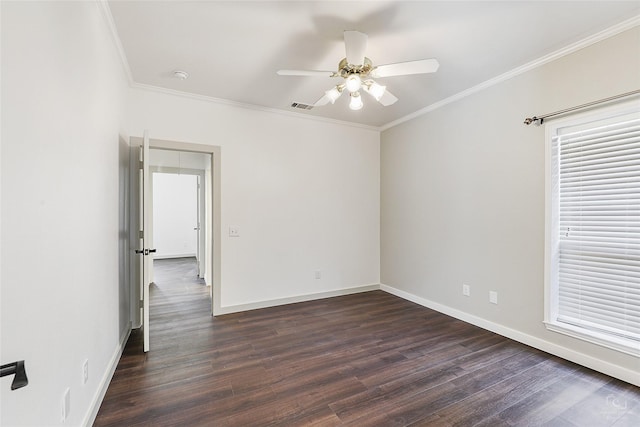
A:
[291, 102, 314, 110]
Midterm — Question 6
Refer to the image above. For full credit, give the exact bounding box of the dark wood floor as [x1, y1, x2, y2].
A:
[94, 258, 640, 426]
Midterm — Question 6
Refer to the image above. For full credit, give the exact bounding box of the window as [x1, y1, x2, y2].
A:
[545, 101, 640, 356]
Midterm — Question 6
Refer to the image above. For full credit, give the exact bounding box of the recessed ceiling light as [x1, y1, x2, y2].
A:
[173, 70, 189, 80]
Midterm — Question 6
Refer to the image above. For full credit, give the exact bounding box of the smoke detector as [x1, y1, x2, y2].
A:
[173, 70, 189, 80]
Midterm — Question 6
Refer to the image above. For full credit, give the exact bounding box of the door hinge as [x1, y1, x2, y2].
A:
[139, 161, 143, 170]
[139, 230, 144, 239]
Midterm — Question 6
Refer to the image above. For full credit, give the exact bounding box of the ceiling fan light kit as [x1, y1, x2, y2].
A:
[277, 30, 439, 111]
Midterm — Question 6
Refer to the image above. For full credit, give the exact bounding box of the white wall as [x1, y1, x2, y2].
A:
[127, 89, 380, 309]
[1, 2, 130, 425]
[381, 27, 640, 384]
[152, 173, 198, 258]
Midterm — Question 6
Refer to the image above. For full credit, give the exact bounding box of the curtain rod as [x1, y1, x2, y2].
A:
[523, 89, 640, 125]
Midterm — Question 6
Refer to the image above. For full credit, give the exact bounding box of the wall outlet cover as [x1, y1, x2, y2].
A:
[489, 291, 498, 304]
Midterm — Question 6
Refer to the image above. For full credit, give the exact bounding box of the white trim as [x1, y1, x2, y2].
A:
[96, 0, 133, 85]
[545, 321, 640, 358]
[97, 0, 374, 131]
[381, 14, 640, 131]
[130, 82, 380, 132]
[380, 284, 640, 387]
[83, 323, 132, 427]
[215, 284, 380, 315]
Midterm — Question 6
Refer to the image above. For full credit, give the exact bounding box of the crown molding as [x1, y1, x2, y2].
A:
[130, 82, 380, 132]
[97, 0, 378, 132]
[97, 0, 134, 85]
[380, 14, 640, 132]
[95, 0, 377, 132]
[97, 0, 638, 135]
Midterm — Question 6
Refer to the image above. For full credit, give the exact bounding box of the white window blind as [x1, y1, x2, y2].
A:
[550, 111, 640, 352]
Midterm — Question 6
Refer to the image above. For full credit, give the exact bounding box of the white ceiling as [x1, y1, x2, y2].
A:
[107, 1, 640, 128]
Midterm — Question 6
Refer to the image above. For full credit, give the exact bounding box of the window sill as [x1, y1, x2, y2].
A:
[544, 321, 640, 358]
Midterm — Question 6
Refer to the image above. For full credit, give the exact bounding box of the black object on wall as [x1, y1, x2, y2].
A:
[1, 360, 28, 390]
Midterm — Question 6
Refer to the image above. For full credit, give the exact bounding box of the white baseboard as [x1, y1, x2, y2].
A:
[83, 322, 132, 427]
[214, 284, 380, 315]
[380, 284, 639, 387]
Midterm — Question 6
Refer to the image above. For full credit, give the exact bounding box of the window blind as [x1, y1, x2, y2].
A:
[554, 116, 640, 343]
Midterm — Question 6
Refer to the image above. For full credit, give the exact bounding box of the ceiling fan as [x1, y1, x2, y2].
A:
[277, 30, 439, 111]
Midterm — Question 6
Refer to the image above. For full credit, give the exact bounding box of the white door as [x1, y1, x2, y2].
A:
[136, 131, 154, 352]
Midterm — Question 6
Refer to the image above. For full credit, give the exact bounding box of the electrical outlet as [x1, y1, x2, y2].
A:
[462, 284, 470, 297]
[314, 270, 321, 280]
[489, 291, 498, 304]
[62, 387, 70, 422]
[229, 226, 240, 237]
[83, 360, 88, 384]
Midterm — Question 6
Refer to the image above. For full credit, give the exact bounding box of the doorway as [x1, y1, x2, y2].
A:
[151, 173, 199, 263]
[148, 149, 211, 287]
[129, 137, 221, 345]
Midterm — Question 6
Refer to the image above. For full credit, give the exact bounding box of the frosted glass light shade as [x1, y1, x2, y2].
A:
[345, 74, 362, 93]
[349, 92, 363, 110]
[325, 87, 342, 104]
[368, 82, 386, 101]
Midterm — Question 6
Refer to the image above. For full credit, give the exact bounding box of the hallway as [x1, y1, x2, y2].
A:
[148, 257, 210, 334]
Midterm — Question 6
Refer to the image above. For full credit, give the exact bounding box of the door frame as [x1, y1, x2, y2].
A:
[130, 136, 222, 324]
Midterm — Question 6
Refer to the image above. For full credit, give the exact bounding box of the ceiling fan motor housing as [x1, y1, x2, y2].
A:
[338, 57, 374, 78]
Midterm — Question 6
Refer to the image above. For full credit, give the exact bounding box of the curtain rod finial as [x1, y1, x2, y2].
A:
[524, 116, 542, 126]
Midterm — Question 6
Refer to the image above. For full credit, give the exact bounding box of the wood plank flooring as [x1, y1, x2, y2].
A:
[94, 258, 640, 426]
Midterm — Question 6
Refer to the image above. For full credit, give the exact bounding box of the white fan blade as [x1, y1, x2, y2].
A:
[277, 70, 335, 77]
[314, 94, 331, 107]
[378, 89, 398, 106]
[344, 31, 368, 66]
[371, 59, 439, 78]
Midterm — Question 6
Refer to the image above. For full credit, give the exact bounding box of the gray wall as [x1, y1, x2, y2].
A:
[381, 27, 640, 383]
